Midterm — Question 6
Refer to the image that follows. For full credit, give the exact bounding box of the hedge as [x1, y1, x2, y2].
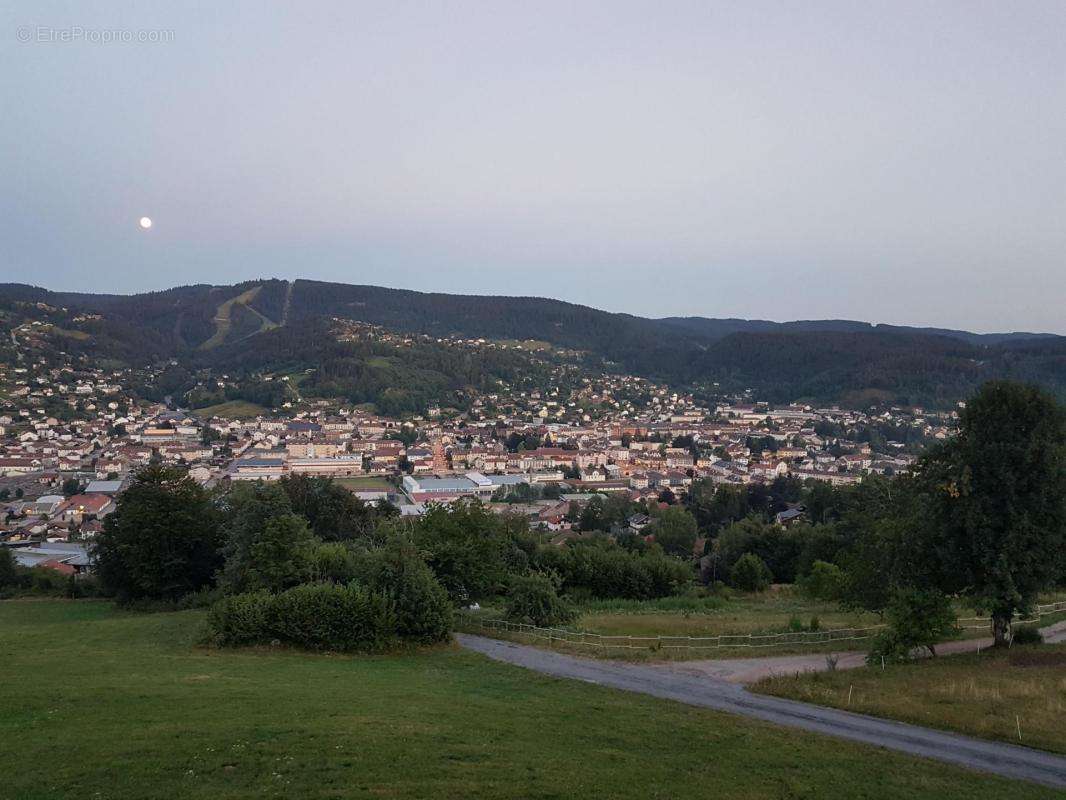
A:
[208, 581, 396, 651]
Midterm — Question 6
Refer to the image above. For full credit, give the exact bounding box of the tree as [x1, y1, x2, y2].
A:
[915, 382, 1066, 645]
[241, 514, 317, 593]
[798, 560, 845, 601]
[357, 539, 453, 643]
[411, 501, 515, 603]
[279, 474, 383, 542]
[218, 482, 296, 597]
[505, 572, 576, 627]
[730, 553, 772, 592]
[867, 587, 957, 662]
[0, 547, 20, 592]
[95, 465, 223, 601]
[649, 506, 698, 558]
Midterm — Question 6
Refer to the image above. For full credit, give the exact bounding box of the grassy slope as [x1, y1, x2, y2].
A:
[754, 645, 1066, 754]
[194, 400, 270, 419]
[1, 602, 1062, 800]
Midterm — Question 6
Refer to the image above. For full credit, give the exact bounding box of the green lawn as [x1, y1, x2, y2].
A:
[0, 601, 1061, 799]
[334, 476, 395, 492]
[194, 400, 269, 419]
[464, 589, 1066, 661]
[754, 643, 1066, 755]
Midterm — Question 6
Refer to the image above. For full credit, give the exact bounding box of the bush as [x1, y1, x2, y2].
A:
[306, 541, 362, 584]
[505, 572, 577, 627]
[358, 542, 453, 644]
[265, 582, 395, 651]
[798, 561, 845, 602]
[866, 587, 957, 664]
[730, 553, 773, 592]
[208, 590, 273, 646]
[1011, 625, 1043, 645]
[209, 582, 396, 652]
[531, 541, 692, 601]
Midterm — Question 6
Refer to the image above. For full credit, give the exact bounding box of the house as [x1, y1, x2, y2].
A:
[56, 494, 116, 522]
[775, 505, 807, 528]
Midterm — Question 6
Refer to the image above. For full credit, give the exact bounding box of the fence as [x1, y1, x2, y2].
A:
[459, 615, 885, 652]
[461, 599, 1066, 653]
[956, 599, 1066, 631]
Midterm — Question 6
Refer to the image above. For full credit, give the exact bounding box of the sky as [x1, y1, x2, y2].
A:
[3, 1, 1065, 333]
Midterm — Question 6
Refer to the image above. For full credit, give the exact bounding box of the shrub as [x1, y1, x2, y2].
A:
[1011, 625, 1043, 645]
[265, 582, 395, 651]
[307, 541, 363, 584]
[208, 590, 273, 646]
[209, 582, 396, 652]
[505, 572, 577, 628]
[358, 542, 453, 644]
[866, 587, 957, 664]
[531, 542, 692, 601]
[798, 561, 845, 602]
[730, 553, 773, 592]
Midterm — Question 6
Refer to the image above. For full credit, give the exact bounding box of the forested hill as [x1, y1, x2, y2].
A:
[3, 279, 1064, 408]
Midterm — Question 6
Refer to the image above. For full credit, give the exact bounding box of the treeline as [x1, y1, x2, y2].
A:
[88, 468, 703, 650]
[690, 382, 1066, 654]
[5, 280, 1066, 409]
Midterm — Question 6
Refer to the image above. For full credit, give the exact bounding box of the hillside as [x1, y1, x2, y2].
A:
[2, 601, 1047, 800]
[2, 279, 1064, 409]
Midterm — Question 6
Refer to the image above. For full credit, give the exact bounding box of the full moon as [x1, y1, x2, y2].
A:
[139, 216, 152, 229]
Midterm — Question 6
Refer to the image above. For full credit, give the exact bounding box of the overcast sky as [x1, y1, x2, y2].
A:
[3, 1, 1065, 332]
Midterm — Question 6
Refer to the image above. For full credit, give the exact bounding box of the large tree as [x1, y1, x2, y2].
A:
[95, 465, 223, 601]
[649, 506, 698, 558]
[915, 381, 1066, 645]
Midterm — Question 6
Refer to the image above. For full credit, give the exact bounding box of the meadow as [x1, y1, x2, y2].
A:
[1, 600, 1058, 799]
[754, 642, 1066, 754]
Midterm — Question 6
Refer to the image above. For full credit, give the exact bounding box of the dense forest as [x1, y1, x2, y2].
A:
[3, 279, 1064, 410]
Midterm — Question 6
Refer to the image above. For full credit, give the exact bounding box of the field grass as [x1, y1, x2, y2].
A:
[335, 476, 395, 492]
[462, 590, 1066, 662]
[195, 400, 269, 419]
[754, 644, 1066, 754]
[1, 601, 1058, 799]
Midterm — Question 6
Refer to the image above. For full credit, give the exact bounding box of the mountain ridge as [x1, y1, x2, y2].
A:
[3, 279, 1064, 409]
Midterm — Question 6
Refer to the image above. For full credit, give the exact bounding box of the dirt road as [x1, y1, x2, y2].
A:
[458, 632, 1066, 790]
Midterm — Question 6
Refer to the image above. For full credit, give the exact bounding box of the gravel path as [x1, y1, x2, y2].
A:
[458, 633, 1066, 790]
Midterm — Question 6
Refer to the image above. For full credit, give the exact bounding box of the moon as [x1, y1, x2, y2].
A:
[139, 216, 153, 229]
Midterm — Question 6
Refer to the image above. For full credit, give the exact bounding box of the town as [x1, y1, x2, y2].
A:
[1, 309, 949, 569]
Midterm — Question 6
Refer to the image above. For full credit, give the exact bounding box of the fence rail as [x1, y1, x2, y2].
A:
[460, 600, 1066, 653]
[955, 600, 1066, 630]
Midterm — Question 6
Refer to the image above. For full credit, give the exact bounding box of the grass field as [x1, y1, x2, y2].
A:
[462, 589, 1066, 662]
[754, 644, 1066, 754]
[194, 400, 269, 419]
[1, 601, 1058, 799]
[335, 476, 395, 492]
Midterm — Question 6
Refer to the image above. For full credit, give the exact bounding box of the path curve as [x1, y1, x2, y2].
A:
[458, 633, 1066, 790]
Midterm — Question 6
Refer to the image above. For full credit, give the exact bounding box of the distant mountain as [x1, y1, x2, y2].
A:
[658, 316, 1060, 346]
[3, 279, 1064, 409]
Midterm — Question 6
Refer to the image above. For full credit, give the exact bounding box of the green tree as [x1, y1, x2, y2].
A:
[798, 560, 845, 601]
[218, 482, 294, 593]
[505, 571, 576, 627]
[412, 501, 515, 603]
[279, 474, 385, 542]
[0, 547, 20, 592]
[95, 465, 223, 601]
[649, 506, 698, 558]
[730, 553, 773, 592]
[242, 514, 317, 593]
[357, 539, 453, 643]
[868, 587, 958, 662]
[915, 382, 1066, 645]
